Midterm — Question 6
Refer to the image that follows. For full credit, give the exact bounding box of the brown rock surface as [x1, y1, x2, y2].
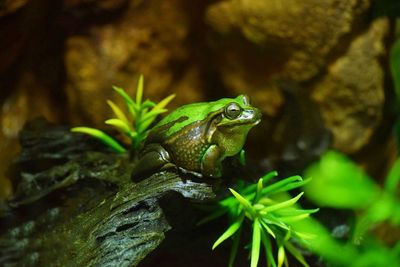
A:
[65, 0, 192, 125]
[311, 18, 389, 153]
[205, 0, 371, 116]
[206, 0, 370, 81]
[0, 0, 29, 17]
[0, 73, 60, 200]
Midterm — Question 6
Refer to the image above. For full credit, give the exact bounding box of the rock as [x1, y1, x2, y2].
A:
[63, 0, 127, 11]
[65, 0, 192, 125]
[0, 0, 28, 17]
[206, 0, 370, 80]
[311, 18, 389, 153]
[205, 0, 371, 116]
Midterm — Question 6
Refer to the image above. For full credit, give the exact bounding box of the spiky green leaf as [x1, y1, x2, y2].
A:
[276, 208, 319, 217]
[262, 176, 303, 195]
[212, 215, 244, 250]
[142, 99, 156, 109]
[284, 242, 309, 267]
[268, 179, 310, 195]
[107, 100, 130, 124]
[112, 86, 137, 116]
[261, 171, 279, 184]
[136, 74, 144, 106]
[262, 193, 304, 213]
[251, 218, 262, 267]
[71, 127, 126, 153]
[260, 219, 276, 239]
[255, 178, 264, 203]
[152, 94, 176, 111]
[277, 245, 285, 267]
[229, 188, 256, 218]
[112, 86, 134, 106]
[105, 119, 131, 134]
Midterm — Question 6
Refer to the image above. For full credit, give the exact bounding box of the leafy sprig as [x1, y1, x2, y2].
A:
[297, 151, 400, 266]
[71, 75, 175, 153]
[202, 171, 318, 267]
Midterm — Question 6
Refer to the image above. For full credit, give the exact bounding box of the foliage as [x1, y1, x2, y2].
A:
[298, 151, 400, 266]
[71, 75, 175, 153]
[202, 171, 318, 267]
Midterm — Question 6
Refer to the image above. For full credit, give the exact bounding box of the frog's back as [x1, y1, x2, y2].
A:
[150, 102, 219, 139]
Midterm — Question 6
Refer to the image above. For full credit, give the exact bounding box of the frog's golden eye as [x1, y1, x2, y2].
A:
[225, 102, 242, 119]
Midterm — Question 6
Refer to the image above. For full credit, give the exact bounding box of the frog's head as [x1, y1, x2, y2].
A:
[215, 95, 261, 128]
[210, 95, 261, 156]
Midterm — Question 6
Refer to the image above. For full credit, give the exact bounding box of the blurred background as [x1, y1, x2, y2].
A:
[0, 0, 399, 203]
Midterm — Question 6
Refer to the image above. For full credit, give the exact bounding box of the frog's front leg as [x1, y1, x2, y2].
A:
[131, 143, 175, 179]
[201, 144, 223, 178]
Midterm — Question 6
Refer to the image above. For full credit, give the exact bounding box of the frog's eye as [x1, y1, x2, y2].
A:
[225, 102, 242, 119]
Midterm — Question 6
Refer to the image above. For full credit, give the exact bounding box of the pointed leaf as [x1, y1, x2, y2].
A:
[229, 188, 255, 217]
[142, 99, 156, 109]
[262, 176, 303, 195]
[151, 94, 175, 112]
[113, 86, 134, 106]
[251, 218, 261, 267]
[277, 245, 285, 267]
[112, 86, 137, 116]
[284, 242, 310, 267]
[279, 214, 311, 223]
[71, 127, 126, 153]
[254, 178, 263, 203]
[261, 171, 279, 184]
[262, 216, 289, 231]
[139, 108, 168, 125]
[212, 215, 244, 250]
[260, 220, 276, 239]
[107, 100, 130, 124]
[136, 75, 144, 106]
[262, 193, 304, 213]
[276, 208, 319, 217]
[105, 119, 131, 134]
[269, 179, 310, 195]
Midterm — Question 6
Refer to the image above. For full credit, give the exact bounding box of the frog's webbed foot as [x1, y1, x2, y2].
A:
[201, 144, 223, 178]
[131, 144, 175, 180]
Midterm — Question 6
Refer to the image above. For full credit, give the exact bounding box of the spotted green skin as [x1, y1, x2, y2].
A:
[132, 95, 261, 178]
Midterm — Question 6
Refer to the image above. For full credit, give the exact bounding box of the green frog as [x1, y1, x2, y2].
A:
[132, 95, 261, 178]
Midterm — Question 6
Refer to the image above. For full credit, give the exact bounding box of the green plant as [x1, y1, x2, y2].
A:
[202, 171, 318, 267]
[71, 75, 175, 153]
[296, 150, 400, 266]
[304, 151, 400, 241]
